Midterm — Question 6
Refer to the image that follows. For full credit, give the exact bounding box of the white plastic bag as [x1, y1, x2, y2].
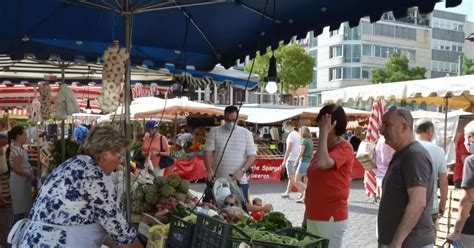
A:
[356, 140, 377, 170]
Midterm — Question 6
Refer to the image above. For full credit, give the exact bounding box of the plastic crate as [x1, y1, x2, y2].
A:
[192, 214, 329, 248]
[191, 214, 251, 248]
[166, 215, 196, 248]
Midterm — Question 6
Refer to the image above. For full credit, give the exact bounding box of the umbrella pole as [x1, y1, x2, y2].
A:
[61, 66, 66, 162]
[174, 112, 178, 143]
[444, 96, 449, 152]
[123, 5, 133, 223]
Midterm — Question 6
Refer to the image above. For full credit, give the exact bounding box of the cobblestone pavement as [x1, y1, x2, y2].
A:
[190, 179, 378, 247]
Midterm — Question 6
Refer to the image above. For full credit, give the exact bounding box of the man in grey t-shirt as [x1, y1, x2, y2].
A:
[378, 107, 435, 247]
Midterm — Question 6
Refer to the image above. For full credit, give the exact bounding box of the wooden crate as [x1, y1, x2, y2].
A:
[435, 187, 463, 247]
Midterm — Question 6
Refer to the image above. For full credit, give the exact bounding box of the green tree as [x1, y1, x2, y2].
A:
[244, 44, 315, 91]
[462, 56, 474, 75]
[371, 52, 426, 84]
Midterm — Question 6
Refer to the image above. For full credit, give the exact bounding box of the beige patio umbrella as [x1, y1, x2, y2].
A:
[321, 75, 474, 151]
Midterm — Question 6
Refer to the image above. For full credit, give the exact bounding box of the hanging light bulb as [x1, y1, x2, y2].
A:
[265, 54, 278, 94]
[85, 99, 92, 114]
[265, 81, 278, 94]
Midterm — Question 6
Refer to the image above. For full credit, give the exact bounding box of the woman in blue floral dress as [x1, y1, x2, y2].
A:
[9, 125, 142, 248]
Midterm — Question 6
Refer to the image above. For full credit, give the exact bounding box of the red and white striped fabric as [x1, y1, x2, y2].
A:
[364, 98, 387, 197]
[77, 99, 102, 114]
[132, 83, 144, 98]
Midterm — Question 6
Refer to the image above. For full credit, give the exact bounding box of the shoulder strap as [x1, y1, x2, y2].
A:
[160, 135, 164, 152]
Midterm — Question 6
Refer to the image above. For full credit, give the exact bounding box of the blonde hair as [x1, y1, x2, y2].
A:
[79, 124, 130, 161]
[299, 126, 312, 139]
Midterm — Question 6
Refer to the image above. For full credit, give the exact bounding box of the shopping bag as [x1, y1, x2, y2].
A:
[158, 136, 174, 169]
[356, 140, 377, 170]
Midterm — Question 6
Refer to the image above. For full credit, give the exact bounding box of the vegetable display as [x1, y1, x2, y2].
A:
[249, 211, 293, 231]
[241, 227, 317, 246]
[128, 173, 198, 224]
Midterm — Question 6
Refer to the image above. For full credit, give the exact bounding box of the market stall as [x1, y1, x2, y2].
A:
[238, 105, 371, 182]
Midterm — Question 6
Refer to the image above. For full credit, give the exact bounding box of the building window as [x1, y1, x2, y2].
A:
[299, 96, 305, 106]
[343, 23, 361, 40]
[361, 21, 372, 35]
[309, 69, 317, 89]
[374, 45, 382, 57]
[432, 17, 465, 31]
[381, 12, 395, 21]
[432, 60, 459, 73]
[308, 95, 318, 107]
[330, 45, 343, 58]
[329, 67, 342, 81]
[362, 67, 372, 79]
[374, 23, 382, 36]
[343, 44, 361, 63]
[363, 44, 372, 56]
[343, 67, 361, 79]
[308, 31, 317, 47]
[432, 39, 464, 52]
[363, 44, 415, 61]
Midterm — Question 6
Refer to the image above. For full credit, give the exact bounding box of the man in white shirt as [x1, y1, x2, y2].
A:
[177, 128, 192, 146]
[204, 105, 257, 204]
[415, 118, 448, 229]
[280, 120, 301, 198]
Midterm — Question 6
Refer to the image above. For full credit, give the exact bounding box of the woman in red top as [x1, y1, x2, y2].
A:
[305, 104, 354, 248]
[142, 120, 170, 176]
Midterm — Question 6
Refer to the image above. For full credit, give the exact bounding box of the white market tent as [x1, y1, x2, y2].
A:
[321, 75, 474, 111]
[134, 97, 241, 119]
[228, 104, 370, 124]
[411, 109, 474, 165]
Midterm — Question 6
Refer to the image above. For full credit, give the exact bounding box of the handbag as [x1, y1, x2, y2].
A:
[158, 135, 174, 169]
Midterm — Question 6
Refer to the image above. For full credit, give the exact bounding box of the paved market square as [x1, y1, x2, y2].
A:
[190, 179, 379, 248]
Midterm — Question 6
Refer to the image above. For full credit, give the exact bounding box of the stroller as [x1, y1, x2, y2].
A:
[204, 178, 248, 213]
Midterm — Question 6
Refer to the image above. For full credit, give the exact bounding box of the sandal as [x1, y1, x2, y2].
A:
[281, 193, 290, 198]
[296, 198, 305, 203]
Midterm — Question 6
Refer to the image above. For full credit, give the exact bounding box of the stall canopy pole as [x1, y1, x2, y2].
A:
[444, 96, 449, 152]
[61, 65, 66, 162]
[123, 2, 133, 223]
[173, 112, 178, 143]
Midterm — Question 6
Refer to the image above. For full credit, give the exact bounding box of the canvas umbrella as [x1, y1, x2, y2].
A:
[364, 99, 387, 199]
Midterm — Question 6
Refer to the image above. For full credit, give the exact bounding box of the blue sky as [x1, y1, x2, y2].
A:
[435, 0, 474, 22]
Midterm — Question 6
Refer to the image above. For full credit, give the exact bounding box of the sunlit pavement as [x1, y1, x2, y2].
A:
[190, 179, 378, 247]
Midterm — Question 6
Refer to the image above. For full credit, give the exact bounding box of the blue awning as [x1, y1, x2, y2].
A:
[0, 0, 462, 70]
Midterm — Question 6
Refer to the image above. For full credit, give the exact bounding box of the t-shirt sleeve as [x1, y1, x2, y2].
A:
[400, 150, 432, 188]
[437, 148, 448, 174]
[204, 128, 216, 152]
[245, 130, 257, 156]
[461, 155, 474, 188]
[329, 143, 354, 169]
[290, 132, 300, 145]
